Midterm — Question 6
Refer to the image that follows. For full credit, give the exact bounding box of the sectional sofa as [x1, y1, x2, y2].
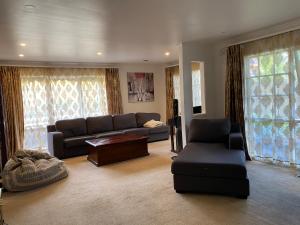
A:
[47, 113, 169, 159]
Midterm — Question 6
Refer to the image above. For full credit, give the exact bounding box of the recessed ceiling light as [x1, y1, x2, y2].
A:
[19, 54, 24, 57]
[20, 43, 27, 47]
[24, 4, 36, 11]
[96, 52, 102, 56]
[24, 4, 36, 13]
[165, 52, 170, 56]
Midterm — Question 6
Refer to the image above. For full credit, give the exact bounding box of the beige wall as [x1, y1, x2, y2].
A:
[118, 63, 167, 122]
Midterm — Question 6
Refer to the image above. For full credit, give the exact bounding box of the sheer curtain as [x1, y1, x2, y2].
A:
[20, 68, 108, 150]
[242, 30, 300, 167]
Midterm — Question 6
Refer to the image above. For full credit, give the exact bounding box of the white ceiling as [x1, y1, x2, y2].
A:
[0, 0, 300, 64]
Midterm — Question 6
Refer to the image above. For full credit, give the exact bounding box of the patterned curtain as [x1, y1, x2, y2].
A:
[0, 67, 24, 159]
[242, 29, 300, 167]
[165, 66, 179, 122]
[225, 45, 251, 160]
[105, 68, 123, 115]
[20, 67, 108, 150]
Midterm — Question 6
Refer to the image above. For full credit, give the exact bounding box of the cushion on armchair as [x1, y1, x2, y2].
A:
[188, 118, 231, 143]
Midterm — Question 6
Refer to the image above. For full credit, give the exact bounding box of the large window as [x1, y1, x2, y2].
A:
[21, 68, 108, 150]
[172, 69, 181, 113]
[244, 48, 300, 167]
[191, 62, 202, 108]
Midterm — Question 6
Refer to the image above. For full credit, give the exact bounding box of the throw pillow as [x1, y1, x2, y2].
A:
[143, 119, 164, 128]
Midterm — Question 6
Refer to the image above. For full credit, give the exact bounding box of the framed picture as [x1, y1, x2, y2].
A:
[127, 72, 154, 102]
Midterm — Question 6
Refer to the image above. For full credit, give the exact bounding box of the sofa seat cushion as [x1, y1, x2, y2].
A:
[171, 143, 247, 179]
[149, 125, 169, 134]
[136, 112, 160, 127]
[93, 131, 124, 138]
[123, 128, 149, 136]
[64, 135, 95, 148]
[56, 118, 87, 138]
[86, 115, 113, 134]
[113, 113, 137, 130]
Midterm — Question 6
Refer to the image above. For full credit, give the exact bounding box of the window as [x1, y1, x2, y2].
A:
[173, 70, 181, 114]
[192, 62, 201, 107]
[21, 68, 108, 150]
[244, 48, 300, 167]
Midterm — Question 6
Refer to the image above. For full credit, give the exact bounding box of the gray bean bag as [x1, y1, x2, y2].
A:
[2, 150, 68, 192]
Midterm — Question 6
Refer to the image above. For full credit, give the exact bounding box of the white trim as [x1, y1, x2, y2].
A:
[0, 60, 119, 68]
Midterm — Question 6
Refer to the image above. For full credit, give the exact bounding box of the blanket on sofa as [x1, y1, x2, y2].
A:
[2, 150, 68, 192]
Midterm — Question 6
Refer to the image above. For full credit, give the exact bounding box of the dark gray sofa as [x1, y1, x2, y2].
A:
[171, 118, 249, 198]
[47, 113, 169, 159]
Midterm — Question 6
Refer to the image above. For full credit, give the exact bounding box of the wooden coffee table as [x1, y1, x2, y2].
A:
[85, 133, 149, 166]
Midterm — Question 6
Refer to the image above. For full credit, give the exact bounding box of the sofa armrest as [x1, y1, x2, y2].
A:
[229, 132, 244, 150]
[47, 131, 64, 159]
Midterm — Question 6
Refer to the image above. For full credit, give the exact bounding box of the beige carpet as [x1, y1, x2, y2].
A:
[3, 140, 300, 225]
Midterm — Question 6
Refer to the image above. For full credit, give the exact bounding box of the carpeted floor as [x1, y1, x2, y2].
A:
[3, 140, 300, 225]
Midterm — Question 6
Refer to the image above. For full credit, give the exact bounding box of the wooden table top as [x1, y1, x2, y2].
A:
[85, 133, 147, 147]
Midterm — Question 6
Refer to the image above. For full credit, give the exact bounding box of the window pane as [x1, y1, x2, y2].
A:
[260, 96, 273, 119]
[275, 50, 289, 74]
[259, 54, 274, 75]
[261, 121, 274, 158]
[274, 122, 290, 163]
[260, 76, 273, 95]
[274, 74, 289, 95]
[192, 66, 201, 107]
[294, 123, 300, 165]
[247, 77, 259, 96]
[250, 97, 261, 118]
[275, 96, 289, 120]
[247, 57, 259, 77]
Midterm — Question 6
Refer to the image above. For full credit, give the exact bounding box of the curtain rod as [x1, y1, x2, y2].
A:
[0, 60, 119, 68]
[226, 26, 300, 48]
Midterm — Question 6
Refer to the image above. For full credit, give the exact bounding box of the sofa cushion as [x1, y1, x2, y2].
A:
[188, 118, 231, 143]
[113, 113, 137, 130]
[56, 118, 87, 138]
[148, 125, 169, 134]
[123, 128, 149, 136]
[86, 115, 113, 135]
[93, 131, 124, 138]
[64, 135, 95, 148]
[171, 142, 247, 179]
[136, 112, 160, 127]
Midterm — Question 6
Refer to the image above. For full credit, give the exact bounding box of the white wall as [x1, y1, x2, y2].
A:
[118, 63, 167, 122]
[178, 40, 218, 144]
